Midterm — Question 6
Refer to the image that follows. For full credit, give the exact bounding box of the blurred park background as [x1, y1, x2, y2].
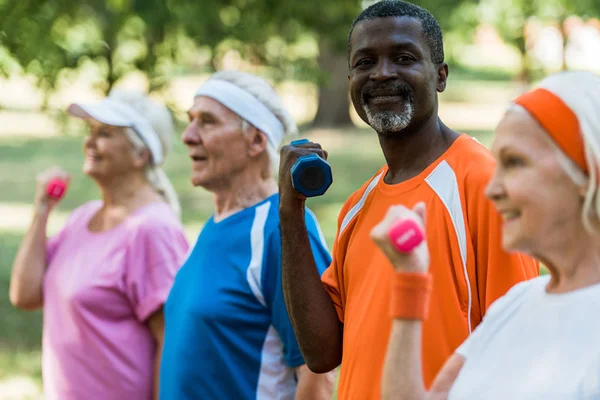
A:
[0, 0, 599, 398]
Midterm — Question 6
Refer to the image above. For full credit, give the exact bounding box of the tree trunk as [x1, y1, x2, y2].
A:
[101, 33, 117, 95]
[41, 90, 51, 112]
[515, 35, 532, 84]
[312, 40, 352, 128]
[106, 49, 116, 95]
[558, 14, 569, 71]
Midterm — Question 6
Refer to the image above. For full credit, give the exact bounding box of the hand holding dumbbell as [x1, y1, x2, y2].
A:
[35, 167, 70, 215]
[370, 203, 429, 273]
[289, 139, 333, 198]
[388, 218, 425, 253]
[46, 177, 68, 200]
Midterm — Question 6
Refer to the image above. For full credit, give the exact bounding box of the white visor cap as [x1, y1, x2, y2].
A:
[67, 98, 164, 165]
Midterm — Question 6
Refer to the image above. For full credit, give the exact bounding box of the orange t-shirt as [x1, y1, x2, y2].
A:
[321, 134, 539, 400]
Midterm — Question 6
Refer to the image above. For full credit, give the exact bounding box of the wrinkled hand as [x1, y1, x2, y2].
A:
[370, 202, 430, 273]
[278, 140, 328, 206]
[34, 167, 70, 215]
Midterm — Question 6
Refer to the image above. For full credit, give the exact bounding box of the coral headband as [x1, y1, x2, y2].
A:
[514, 88, 587, 174]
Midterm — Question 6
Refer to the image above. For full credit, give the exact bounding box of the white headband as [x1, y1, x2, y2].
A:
[195, 79, 285, 148]
[67, 98, 164, 165]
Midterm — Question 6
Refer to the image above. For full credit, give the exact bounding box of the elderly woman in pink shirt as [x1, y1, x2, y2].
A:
[9, 91, 189, 400]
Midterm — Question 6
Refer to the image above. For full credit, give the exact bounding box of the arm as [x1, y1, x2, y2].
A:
[382, 320, 465, 400]
[10, 209, 50, 310]
[381, 318, 425, 399]
[10, 167, 69, 310]
[278, 143, 343, 373]
[372, 203, 465, 400]
[148, 309, 165, 400]
[294, 365, 336, 400]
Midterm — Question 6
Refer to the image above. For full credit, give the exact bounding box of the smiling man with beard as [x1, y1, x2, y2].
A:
[277, 1, 539, 399]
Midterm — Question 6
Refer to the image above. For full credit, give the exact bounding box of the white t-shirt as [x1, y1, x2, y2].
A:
[448, 275, 600, 400]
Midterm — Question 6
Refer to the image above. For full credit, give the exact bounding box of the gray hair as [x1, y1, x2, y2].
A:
[208, 71, 298, 176]
[108, 89, 182, 216]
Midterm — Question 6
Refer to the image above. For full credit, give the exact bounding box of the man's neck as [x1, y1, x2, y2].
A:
[212, 174, 278, 223]
[378, 114, 459, 185]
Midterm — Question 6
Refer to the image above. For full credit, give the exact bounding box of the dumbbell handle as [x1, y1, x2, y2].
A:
[388, 219, 425, 253]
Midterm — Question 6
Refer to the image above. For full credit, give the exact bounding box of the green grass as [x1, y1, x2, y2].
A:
[0, 94, 506, 398]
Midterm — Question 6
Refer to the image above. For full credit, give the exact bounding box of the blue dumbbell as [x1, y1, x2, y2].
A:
[290, 139, 333, 197]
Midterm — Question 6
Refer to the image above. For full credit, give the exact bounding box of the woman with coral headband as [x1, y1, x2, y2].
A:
[373, 71, 600, 399]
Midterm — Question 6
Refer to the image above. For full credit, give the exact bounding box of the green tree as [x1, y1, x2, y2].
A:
[277, 2, 361, 127]
[535, 0, 600, 71]
[479, 0, 600, 83]
[288, 0, 481, 127]
[479, 0, 536, 82]
[168, 0, 361, 127]
[0, 0, 181, 104]
[0, 0, 484, 126]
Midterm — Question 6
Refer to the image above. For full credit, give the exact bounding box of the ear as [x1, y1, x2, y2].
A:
[246, 126, 269, 158]
[436, 62, 449, 93]
[132, 148, 151, 169]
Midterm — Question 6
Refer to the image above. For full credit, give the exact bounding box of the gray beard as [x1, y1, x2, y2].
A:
[363, 101, 415, 134]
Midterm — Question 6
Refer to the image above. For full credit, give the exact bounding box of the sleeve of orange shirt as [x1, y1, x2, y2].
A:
[466, 167, 540, 315]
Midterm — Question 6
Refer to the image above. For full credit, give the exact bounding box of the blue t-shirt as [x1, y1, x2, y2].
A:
[159, 194, 331, 400]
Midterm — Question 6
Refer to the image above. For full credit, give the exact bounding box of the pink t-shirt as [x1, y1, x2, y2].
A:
[42, 200, 189, 400]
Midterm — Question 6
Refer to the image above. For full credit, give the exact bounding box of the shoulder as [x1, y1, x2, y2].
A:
[50, 201, 101, 241]
[263, 195, 328, 249]
[433, 135, 499, 214]
[456, 276, 547, 358]
[443, 135, 496, 187]
[338, 167, 386, 224]
[263, 193, 322, 229]
[69, 200, 102, 220]
[61, 200, 102, 230]
[124, 202, 186, 240]
[121, 204, 189, 268]
[485, 276, 549, 319]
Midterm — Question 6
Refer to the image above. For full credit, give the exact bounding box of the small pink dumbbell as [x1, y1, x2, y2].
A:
[46, 178, 68, 200]
[388, 219, 425, 253]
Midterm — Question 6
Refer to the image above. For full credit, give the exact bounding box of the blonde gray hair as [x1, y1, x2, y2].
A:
[208, 71, 298, 175]
[108, 89, 182, 216]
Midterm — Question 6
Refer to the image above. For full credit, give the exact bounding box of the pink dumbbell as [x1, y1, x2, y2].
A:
[388, 219, 425, 253]
[46, 178, 68, 200]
